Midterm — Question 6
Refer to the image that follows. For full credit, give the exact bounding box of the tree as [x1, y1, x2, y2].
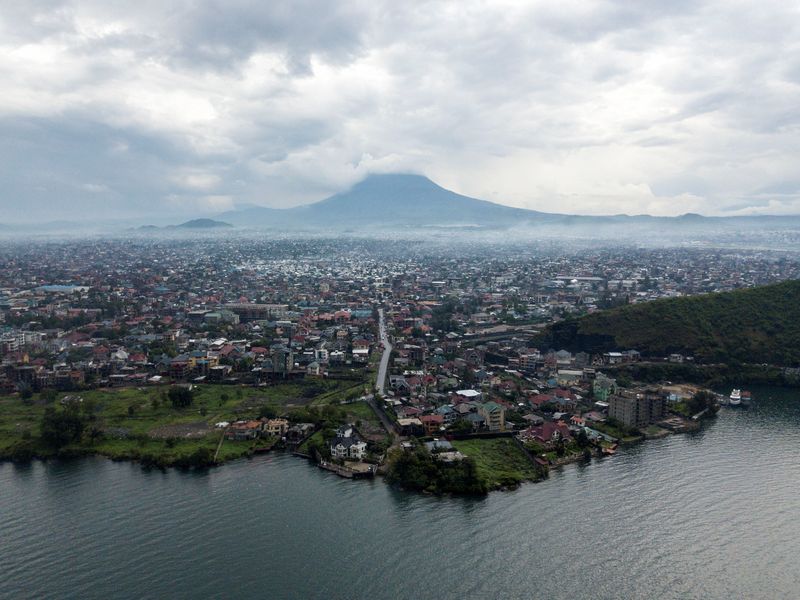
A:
[88, 426, 104, 444]
[575, 429, 590, 448]
[168, 386, 194, 408]
[686, 390, 718, 415]
[40, 389, 58, 404]
[449, 419, 473, 435]
[40, 405, 86, 448]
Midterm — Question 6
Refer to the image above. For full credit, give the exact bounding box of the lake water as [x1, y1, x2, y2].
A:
[2, 387, 800, 599]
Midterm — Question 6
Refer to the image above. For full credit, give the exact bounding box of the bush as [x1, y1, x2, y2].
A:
[168, 386, 194, 408]
[40, 405, 86, 448]
[386, 446, 488, 495]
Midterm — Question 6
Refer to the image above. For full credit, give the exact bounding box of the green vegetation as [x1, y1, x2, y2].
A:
[296, 401, 387, 461]
[608, 362, 800, 389]
[0, 380, 353, 467]
[340, 401, 376, 422]
[168, 386, 194, 408]
[672, 390, 719, 418]
[590, 418, 643, 442]
[450, 438, 543, 488]
[297, 430, 326, 456]
[542, 280, 800, 366]
[385, 444, 488, 495]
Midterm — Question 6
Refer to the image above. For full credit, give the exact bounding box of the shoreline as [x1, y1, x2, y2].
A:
[1, 412, 717, 484]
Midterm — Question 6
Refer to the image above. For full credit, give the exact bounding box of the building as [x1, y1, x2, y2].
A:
[478, 401, 506, 431]
[593, 374, 617, 402]
[420, 414, 444, 435]
[329, 424, 367, 460]
[222, 303, 288, 322]
[264, 418, 289, 437]
[225, 420, 263, 440]
[608, 390, 666, 428]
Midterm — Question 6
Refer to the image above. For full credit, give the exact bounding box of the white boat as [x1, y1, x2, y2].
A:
[729, 388, 742, 406]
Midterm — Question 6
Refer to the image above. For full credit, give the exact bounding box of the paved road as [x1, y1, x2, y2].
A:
[376, 308, 392, 396]
[365, 394, 398, 439]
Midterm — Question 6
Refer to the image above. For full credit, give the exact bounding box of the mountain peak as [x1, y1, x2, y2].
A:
[350, 172, 439, 191]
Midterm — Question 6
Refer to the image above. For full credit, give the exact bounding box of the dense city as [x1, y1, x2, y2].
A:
[1, 235, 799, 491]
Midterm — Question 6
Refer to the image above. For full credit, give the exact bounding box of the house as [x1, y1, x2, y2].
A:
[557, 369, 582, 387]
[397, 417, 424, 437]
[466, 413, 486, 431]
[583, 410, 607, 423]
[306, 361, 322, 376]
[390, 375, 410, 393]
[424, 439, 465, 462]
[420, 414, 445, 435]
[478, 401, 506, 431]
[330, 424, 367, 460]
[286, 423, 315, 443]
[570, 416, 586, 427]
[424, 439, 454, 452]
[520, 421, 572, 447]
[593, 374, 617, 401]
[530, 393, 554, 409]
[264, 418, 289, 437]
[435, 405, 458, 424]
[226, 420, 263, 440]
[455, 389, 482, 402]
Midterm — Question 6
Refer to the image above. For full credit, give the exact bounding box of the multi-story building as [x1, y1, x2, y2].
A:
[478, 401, 506, 432]
[223, 303, 288, 322]
[608, 389, 666, 428]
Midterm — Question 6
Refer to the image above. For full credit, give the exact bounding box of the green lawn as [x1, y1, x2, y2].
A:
[451, 437, 541, 488]
[0, 380, 353, 464]
[297, 430, 324, 454]
[342, 400, 376, 421]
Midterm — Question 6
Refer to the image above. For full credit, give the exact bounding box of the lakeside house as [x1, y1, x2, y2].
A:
[226, 420, 263, 440]
[329, 424, 367, 460]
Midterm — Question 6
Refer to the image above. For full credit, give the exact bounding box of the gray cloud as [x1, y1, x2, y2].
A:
[1, 0, 800, 222]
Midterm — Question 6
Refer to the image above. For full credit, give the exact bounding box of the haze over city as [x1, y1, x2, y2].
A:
[3, 0, 800, 223]
[4, 3, 800, 600]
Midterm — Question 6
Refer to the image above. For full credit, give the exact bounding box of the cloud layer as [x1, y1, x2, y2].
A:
[2, 0, 800, 222]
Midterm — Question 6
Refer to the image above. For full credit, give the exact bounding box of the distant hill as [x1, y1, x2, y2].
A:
[174, 219, 233, 229]
[540, 280, 800, 366]
[217, 173, 546, 229]
[215, 173, 800, 233]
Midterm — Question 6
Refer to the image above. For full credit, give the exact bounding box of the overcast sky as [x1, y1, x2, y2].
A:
[2, 0, 800, 222]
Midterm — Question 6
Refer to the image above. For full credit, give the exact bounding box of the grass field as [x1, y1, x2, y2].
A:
[451, 437, 541, 488]
[341, 400, 377, 422]
[297, 430, 325, 454]
[0, 379, 358, 465]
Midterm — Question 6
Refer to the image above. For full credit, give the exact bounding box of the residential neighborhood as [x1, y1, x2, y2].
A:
[0, 236, 791, 487]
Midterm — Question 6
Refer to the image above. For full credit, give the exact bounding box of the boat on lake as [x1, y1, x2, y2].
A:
[729, 389, 742, 406]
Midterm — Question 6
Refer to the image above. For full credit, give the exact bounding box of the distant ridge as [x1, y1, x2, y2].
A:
[130, 219, 234, 232]
[215, 173, 800, 232]
[174, 219, 233, 229]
